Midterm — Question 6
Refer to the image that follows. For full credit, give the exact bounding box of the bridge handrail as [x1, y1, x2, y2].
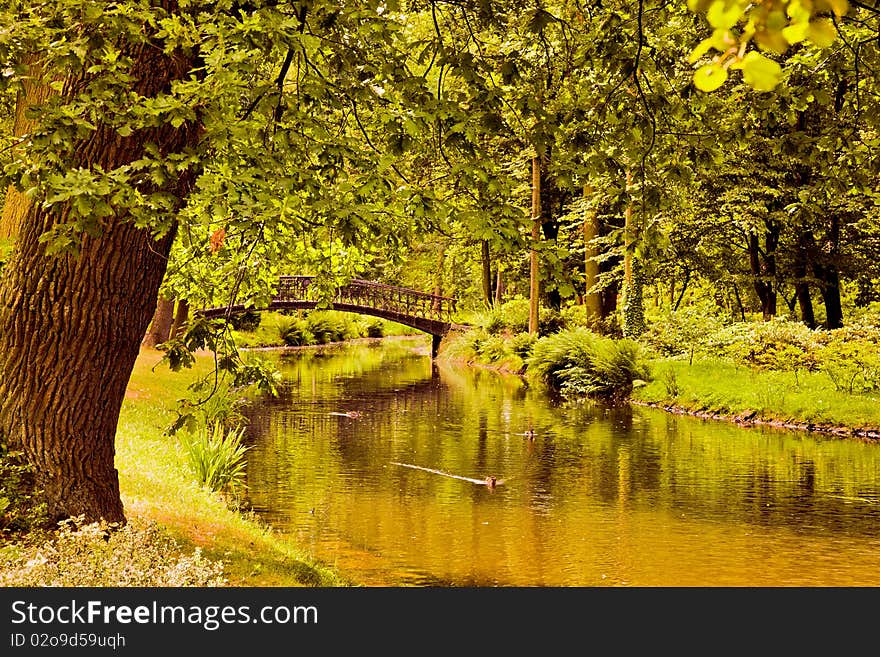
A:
[269, 275, 459, 321]
[277, 276, 457, 304]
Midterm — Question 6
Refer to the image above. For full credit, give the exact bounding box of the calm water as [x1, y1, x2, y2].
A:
[242, 337, 880, 586]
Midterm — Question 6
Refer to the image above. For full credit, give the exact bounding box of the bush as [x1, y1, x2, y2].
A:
[511, 332, 537, 359]
[814, 324, 880, 393]
[0, 518, 226, 586]
[0, 441, 48, 536]
[641, 304, 728, 361]
[474, 298, 531, 335]
[711, 318, 819, 373]
[526, 328, 651, 401]
[538, 308, 565, 336]
[364, 318, 385, 338]
[179, 422, 249, 496]
[228, 311, 262, 332]
[277, 316, 315, 346]
[305, 311, 360, 344]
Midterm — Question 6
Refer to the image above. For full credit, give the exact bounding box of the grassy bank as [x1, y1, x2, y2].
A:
[633, 357, 880, 438]
[0, 349, 349, 587]
[439, 305, 880, 439]
[116, 349, 349, 586]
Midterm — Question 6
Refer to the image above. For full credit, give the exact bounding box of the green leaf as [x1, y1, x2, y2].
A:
[807, 19, 837, 48]
[735, 51, 782, 91]
[706, 0, 743, 30]
[688, 36, 716, 64]
[693, 63, 728, 92]
[781, 22, 810, 45]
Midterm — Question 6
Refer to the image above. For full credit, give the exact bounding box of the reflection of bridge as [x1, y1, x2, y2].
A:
[200, 276, 468, 356]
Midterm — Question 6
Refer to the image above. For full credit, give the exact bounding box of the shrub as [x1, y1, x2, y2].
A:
[228, 310, 262, 332]
[0, 441, 48, 536]
[815, 325, 880, 393]
[305, 311, 359, 344]
[641, 304, 728, 361]
[277, 316, 315, 346]
[0, 518, 226, 586]
[526, 328, 651, 401]
[474, 298, 531, 335]
[364, 318, 385, 338]
[511, 332, 537, 359]
[179, 422, 249, 495]
[712, 318, 819, 373]
[538, 308, 565, 336]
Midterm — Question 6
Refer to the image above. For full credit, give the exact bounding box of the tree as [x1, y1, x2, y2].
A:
[0, 0, 201, 523]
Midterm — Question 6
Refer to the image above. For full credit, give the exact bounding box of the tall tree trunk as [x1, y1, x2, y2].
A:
[539, 157, 562, 310]
[582, 184, 602, 322]
[621, 169, 644, 337]
[480, 239, 493, 307]
[748, 221, 779, 321]
[1, 61, 55, 240]
[493, 269, 504, 306]
[814, 263, 843, 329]
[142, 295, 175, 348]
[171, 298, 190, 338]
[793, 245, 815, 329]
[431, 247, 445, 314]
[528, 156, 541, 335]
[0, 9, 201, 524]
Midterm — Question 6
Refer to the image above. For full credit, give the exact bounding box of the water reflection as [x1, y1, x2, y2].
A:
[243, 338, 880, 586]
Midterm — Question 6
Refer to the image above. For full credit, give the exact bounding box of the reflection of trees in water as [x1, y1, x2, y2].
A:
[245, 343, 880, 552]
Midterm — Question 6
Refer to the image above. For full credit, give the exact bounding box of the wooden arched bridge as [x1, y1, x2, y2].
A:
[200, 276, 468, 356]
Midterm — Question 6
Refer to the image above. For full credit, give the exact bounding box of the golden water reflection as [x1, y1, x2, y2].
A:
[243, 338, 880, 586]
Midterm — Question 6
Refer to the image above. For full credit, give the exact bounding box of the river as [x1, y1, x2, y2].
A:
[242, 337, 880, 586]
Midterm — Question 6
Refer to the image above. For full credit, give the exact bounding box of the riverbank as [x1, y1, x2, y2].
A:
[437, 328, 880, 441]
[117, 349, 350, 585]
[631, 358, 880, 441]
[0, 349, 350, 587]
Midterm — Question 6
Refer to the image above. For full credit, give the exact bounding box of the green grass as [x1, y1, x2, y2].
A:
[634, 357, 880, 431]
[116, 349, 349, 586]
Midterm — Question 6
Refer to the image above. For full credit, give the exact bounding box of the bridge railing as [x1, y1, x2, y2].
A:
[276, 276, 458, 322]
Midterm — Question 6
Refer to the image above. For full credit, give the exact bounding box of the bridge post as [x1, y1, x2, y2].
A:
[431, 334, 442, 359]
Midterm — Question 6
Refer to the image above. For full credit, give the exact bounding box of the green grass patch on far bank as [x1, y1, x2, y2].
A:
[634, 357, 880, 431]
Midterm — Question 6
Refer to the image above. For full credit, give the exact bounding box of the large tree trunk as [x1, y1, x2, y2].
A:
[539, 158, 562, 310]
[431, 246, 445, 314]
[621, 170, 644, 338]
[0, 9, 201, 524]
[814, 263, 843, 329]
[793, 245, 815, 329]
[142, 295, 175, 348]
[1, 60, 55, 240]
[493, 269, 504, 306]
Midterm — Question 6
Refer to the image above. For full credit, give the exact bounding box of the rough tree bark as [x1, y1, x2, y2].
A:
[142, 295, 175, 349]
[480, 240, 493, 307]
[0, 6, 201, 524]
[1, 60, 55, 240]
[793, 243, 815, 329]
